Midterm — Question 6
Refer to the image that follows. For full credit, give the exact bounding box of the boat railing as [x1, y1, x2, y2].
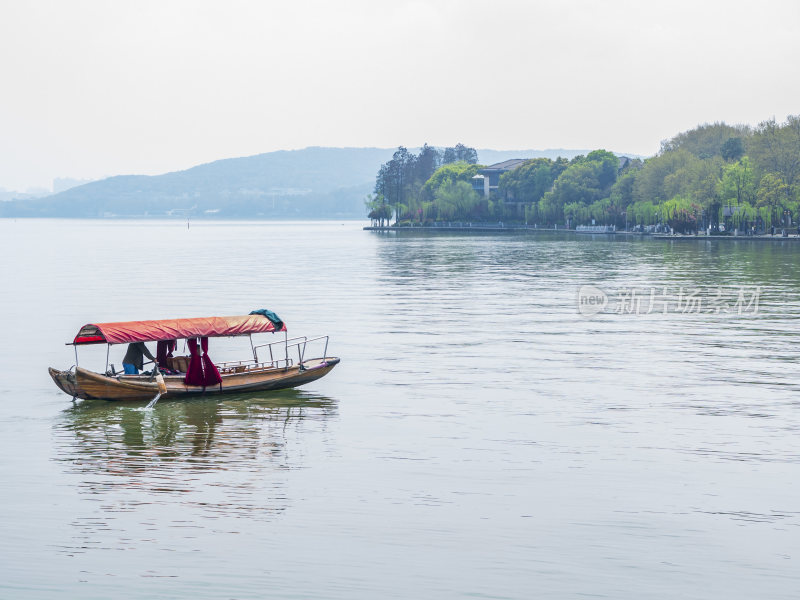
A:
[297, 335, 330, 366]
[215, 358, 291, 372]
[253, 336, 305, 369]
[253, 335, 329, 370]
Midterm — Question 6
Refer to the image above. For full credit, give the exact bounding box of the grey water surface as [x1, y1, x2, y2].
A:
[1, 220, 799, 599]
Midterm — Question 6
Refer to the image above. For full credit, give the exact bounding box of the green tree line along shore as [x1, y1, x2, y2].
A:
[367, 116, 800, 234]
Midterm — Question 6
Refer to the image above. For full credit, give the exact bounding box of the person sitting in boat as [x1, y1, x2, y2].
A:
[122, 342, 156, 375]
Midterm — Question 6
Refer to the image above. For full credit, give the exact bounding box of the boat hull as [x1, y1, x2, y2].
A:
[49, 357, 340, 401]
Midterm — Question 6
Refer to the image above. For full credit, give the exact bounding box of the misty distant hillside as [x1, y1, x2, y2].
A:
[0, 146, 640, 219]
[0, 147, 394, 219]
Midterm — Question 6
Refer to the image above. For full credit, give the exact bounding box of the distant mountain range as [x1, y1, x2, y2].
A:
[0, 147, 638, 219]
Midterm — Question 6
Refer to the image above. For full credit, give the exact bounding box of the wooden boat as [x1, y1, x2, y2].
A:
[49, 313, 340, 401]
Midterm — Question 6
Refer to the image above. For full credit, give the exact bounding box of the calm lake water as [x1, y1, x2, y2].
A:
[1, 219, 799, 599]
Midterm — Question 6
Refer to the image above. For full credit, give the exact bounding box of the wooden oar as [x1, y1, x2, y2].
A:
[145, 360, 167, 408]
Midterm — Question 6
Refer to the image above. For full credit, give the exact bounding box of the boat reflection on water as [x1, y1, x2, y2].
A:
[53, 390, 337, 530]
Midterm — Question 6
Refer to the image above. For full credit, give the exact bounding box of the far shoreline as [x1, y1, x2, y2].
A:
[364, 224, 800, 241]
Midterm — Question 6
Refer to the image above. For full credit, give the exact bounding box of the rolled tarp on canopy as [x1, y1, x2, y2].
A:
[73, 313, 287, 345]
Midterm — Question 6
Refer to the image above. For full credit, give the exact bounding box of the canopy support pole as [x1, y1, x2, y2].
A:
[249, 334, 257, 364]
[284, 330, 288, 371]
[105, 344, 110, 373]
[74, 345, 79, 367]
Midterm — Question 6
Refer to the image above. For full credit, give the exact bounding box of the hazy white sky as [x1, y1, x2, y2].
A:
[1, 0, 799, 191]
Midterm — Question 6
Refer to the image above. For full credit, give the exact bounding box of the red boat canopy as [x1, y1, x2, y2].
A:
[72, 314, 287, 345]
